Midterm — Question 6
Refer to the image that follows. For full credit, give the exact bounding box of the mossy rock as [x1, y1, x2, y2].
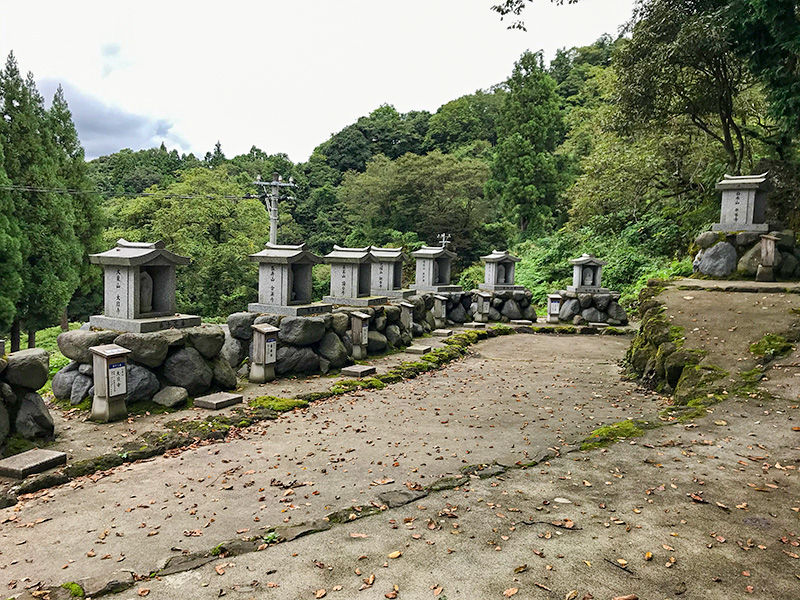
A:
[640, 314, 672, 346]
[249, 396, 309, 412]
[749, 333, 794, 360]
[625, 337, 657, 376]
[673, 364, 729, 406]
[61, 582, 85, 598]
[663, 348, 706, 388]
[581, 419, 655, 450]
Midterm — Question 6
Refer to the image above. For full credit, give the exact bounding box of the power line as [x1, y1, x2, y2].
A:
[0, 183, 254, 201]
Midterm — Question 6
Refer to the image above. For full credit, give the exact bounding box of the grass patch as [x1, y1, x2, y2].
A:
[581, 419, 654, 451]
[1, 434, 49, 459]
[249, 396, 309, 411]
[490, 324, 515, 336]
[50, 395, 92, 412]
[749, 333, 794, 359]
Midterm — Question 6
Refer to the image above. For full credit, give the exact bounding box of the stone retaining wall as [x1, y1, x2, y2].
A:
[556, 290, 629, 325]
[694, 229, 800, 279]
[52, 325, 235, 409]
[0, 348, 53, 448]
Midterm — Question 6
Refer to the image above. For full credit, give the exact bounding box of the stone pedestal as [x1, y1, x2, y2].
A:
[547, 294, 563, 324]
[89, 344, 131, 423]
[433, 294, 448, 329]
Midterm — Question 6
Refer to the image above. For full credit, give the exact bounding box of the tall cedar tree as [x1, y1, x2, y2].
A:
[49, 85, 105, 321]
[486, 51, 565, 235]
[0, 53, 81, 349]
[0, 139, 22, 333]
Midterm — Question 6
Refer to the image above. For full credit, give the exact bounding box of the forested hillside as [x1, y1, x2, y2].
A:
[2, 0, 799, 347]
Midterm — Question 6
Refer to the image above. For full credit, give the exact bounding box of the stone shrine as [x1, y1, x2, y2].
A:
[712, 172, 770, 232]
[409, 246, 462, 293]
[479, 250, 524, 291]
[248, 242, 332, 316]
[323, 246, 388, 306]
[370, 246, 412, 298]
[567, 254, 609, 294]
[89, 239, 200, 333]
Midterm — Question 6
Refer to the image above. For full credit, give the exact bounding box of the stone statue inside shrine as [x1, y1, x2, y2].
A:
[497, 264, 506, 284]
[139, 270, 154, 314]
[582, 266, 595, 286]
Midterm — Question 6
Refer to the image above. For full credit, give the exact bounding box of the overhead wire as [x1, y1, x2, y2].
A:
[0, 183, 257, 201]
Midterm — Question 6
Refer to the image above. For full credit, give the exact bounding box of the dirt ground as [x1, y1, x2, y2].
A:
[2, 283, 800, 599]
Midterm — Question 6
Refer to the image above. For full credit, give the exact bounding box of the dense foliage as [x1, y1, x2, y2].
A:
[1, 0, 799, 335]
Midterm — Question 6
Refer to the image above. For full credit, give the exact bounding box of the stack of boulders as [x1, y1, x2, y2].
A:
[556, 290, 628, 326]
[0, 347, 53, 447]
[465, 289, 537, 323]
[693, 230, 800, 279]
[52, 325, 236, 409]
[226, 290, 538, 380]
[225, 304, 415, 378]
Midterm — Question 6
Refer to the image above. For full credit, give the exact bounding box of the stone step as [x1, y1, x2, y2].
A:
[406, 345, 431, 355]
[194, 391, 243, 410]
[432, 329, 453, 337]
[511, 319, 534, 326]
[0, 449, 68, 479]
[464, 322, 486, 329]
[340, 365, 377, 378]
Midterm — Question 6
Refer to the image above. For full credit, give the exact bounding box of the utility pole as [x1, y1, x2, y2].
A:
[253, 172, 297, 244]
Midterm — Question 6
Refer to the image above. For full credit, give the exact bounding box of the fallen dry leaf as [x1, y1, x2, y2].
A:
[315, 589, 326, 599]
[137, 589, 150, 597]
[388, 551, 402, 559]
[565, 591, 578, 600]
[503, 588, 519, 597]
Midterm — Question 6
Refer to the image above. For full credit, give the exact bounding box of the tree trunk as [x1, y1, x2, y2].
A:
[60, 306, 69, 331]
[10, 319, 20, 353]
[27, 330, 36, 349]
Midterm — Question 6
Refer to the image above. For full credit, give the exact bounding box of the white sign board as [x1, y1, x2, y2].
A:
[108, 361, 127, 397]
[361, 324, 369, 346]
[265, 336, 277, 364]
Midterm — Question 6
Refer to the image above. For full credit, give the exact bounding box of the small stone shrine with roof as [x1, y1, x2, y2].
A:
[409, 246, 462, 293]
[554, 253, 628, 326]
[323, 246, 388, 306]
[89, 239, 200, 333]
[479, 250, 524, 292]
[712, 172, 770, 232]
[370, 246, 412, 298]
[248, 242, 332, 315]
[567, 254, 609, 294]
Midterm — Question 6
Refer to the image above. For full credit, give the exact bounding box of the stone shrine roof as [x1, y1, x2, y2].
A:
[89, 239, 190, 266]
[325, 245, 376, 263]
[370, 246, 408, 262]
[250, 242, 323, 264]
[715, 172, 769, 191]
[569, 253, 607, 267]
[411, 246, 456, 260]
[480, 250, 521, 264]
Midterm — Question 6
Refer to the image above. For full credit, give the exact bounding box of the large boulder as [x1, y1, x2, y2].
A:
[523, 305, 537, 321]
[0, 382, 16, 411]
[385, 324, 403, 347]
[127, 363, 161, 402]
[279, 316, 326, 346]
[577, 293, 593, 309]
[276, 346, 319, 375]
[220, 333, 246, 369]
[318, 332, 348, 369]
[4, 348, 49, 390]
[384, 305, 401, 323]
[737, 242, 762, 277]
[607, 302, 628, 324]
[331, 313, 350, 335]
[227, 312, 258, 340]
[254, 314, 281, 327]
[185, 325, 225, 359]
[695, 231, 719, 249]
[114, 332, 169, 368]
[367, 330, 388, 354]
[56, 330, 118, 363]
[581, 307, 607, 323]
[448, 302, 468, 323]
[51, 362, 80, 400]
[501, 299, 523, 320]
[374, 314, 387, 332]
[15, 392, 54, 439]
[771, 230, 795, 251]
[780, 252, 798, 278]
[210, 356, 237, 390]
[70, 373, 93, 405]
[0, 403, 9, 447]
[594, 294, 612, 311]
[152, 386, 188, 408]
[698, 241, 737, 277]
[558, 298, 580, 322]
[409, 296, 427, 321]
[736, 231, 761, 247]
[162, 348, 212, 396]
[488, 307, 501, 321]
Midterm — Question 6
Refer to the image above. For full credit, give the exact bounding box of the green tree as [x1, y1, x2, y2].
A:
[49, 85, 106, 322]
[0, 53, 81, 349]
[0, 139, 22, 332]
[424, 89, 505, 153]
[487, 51, 566, 235]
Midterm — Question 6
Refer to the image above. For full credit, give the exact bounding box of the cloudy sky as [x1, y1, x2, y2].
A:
[0, 1, 634, 162]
